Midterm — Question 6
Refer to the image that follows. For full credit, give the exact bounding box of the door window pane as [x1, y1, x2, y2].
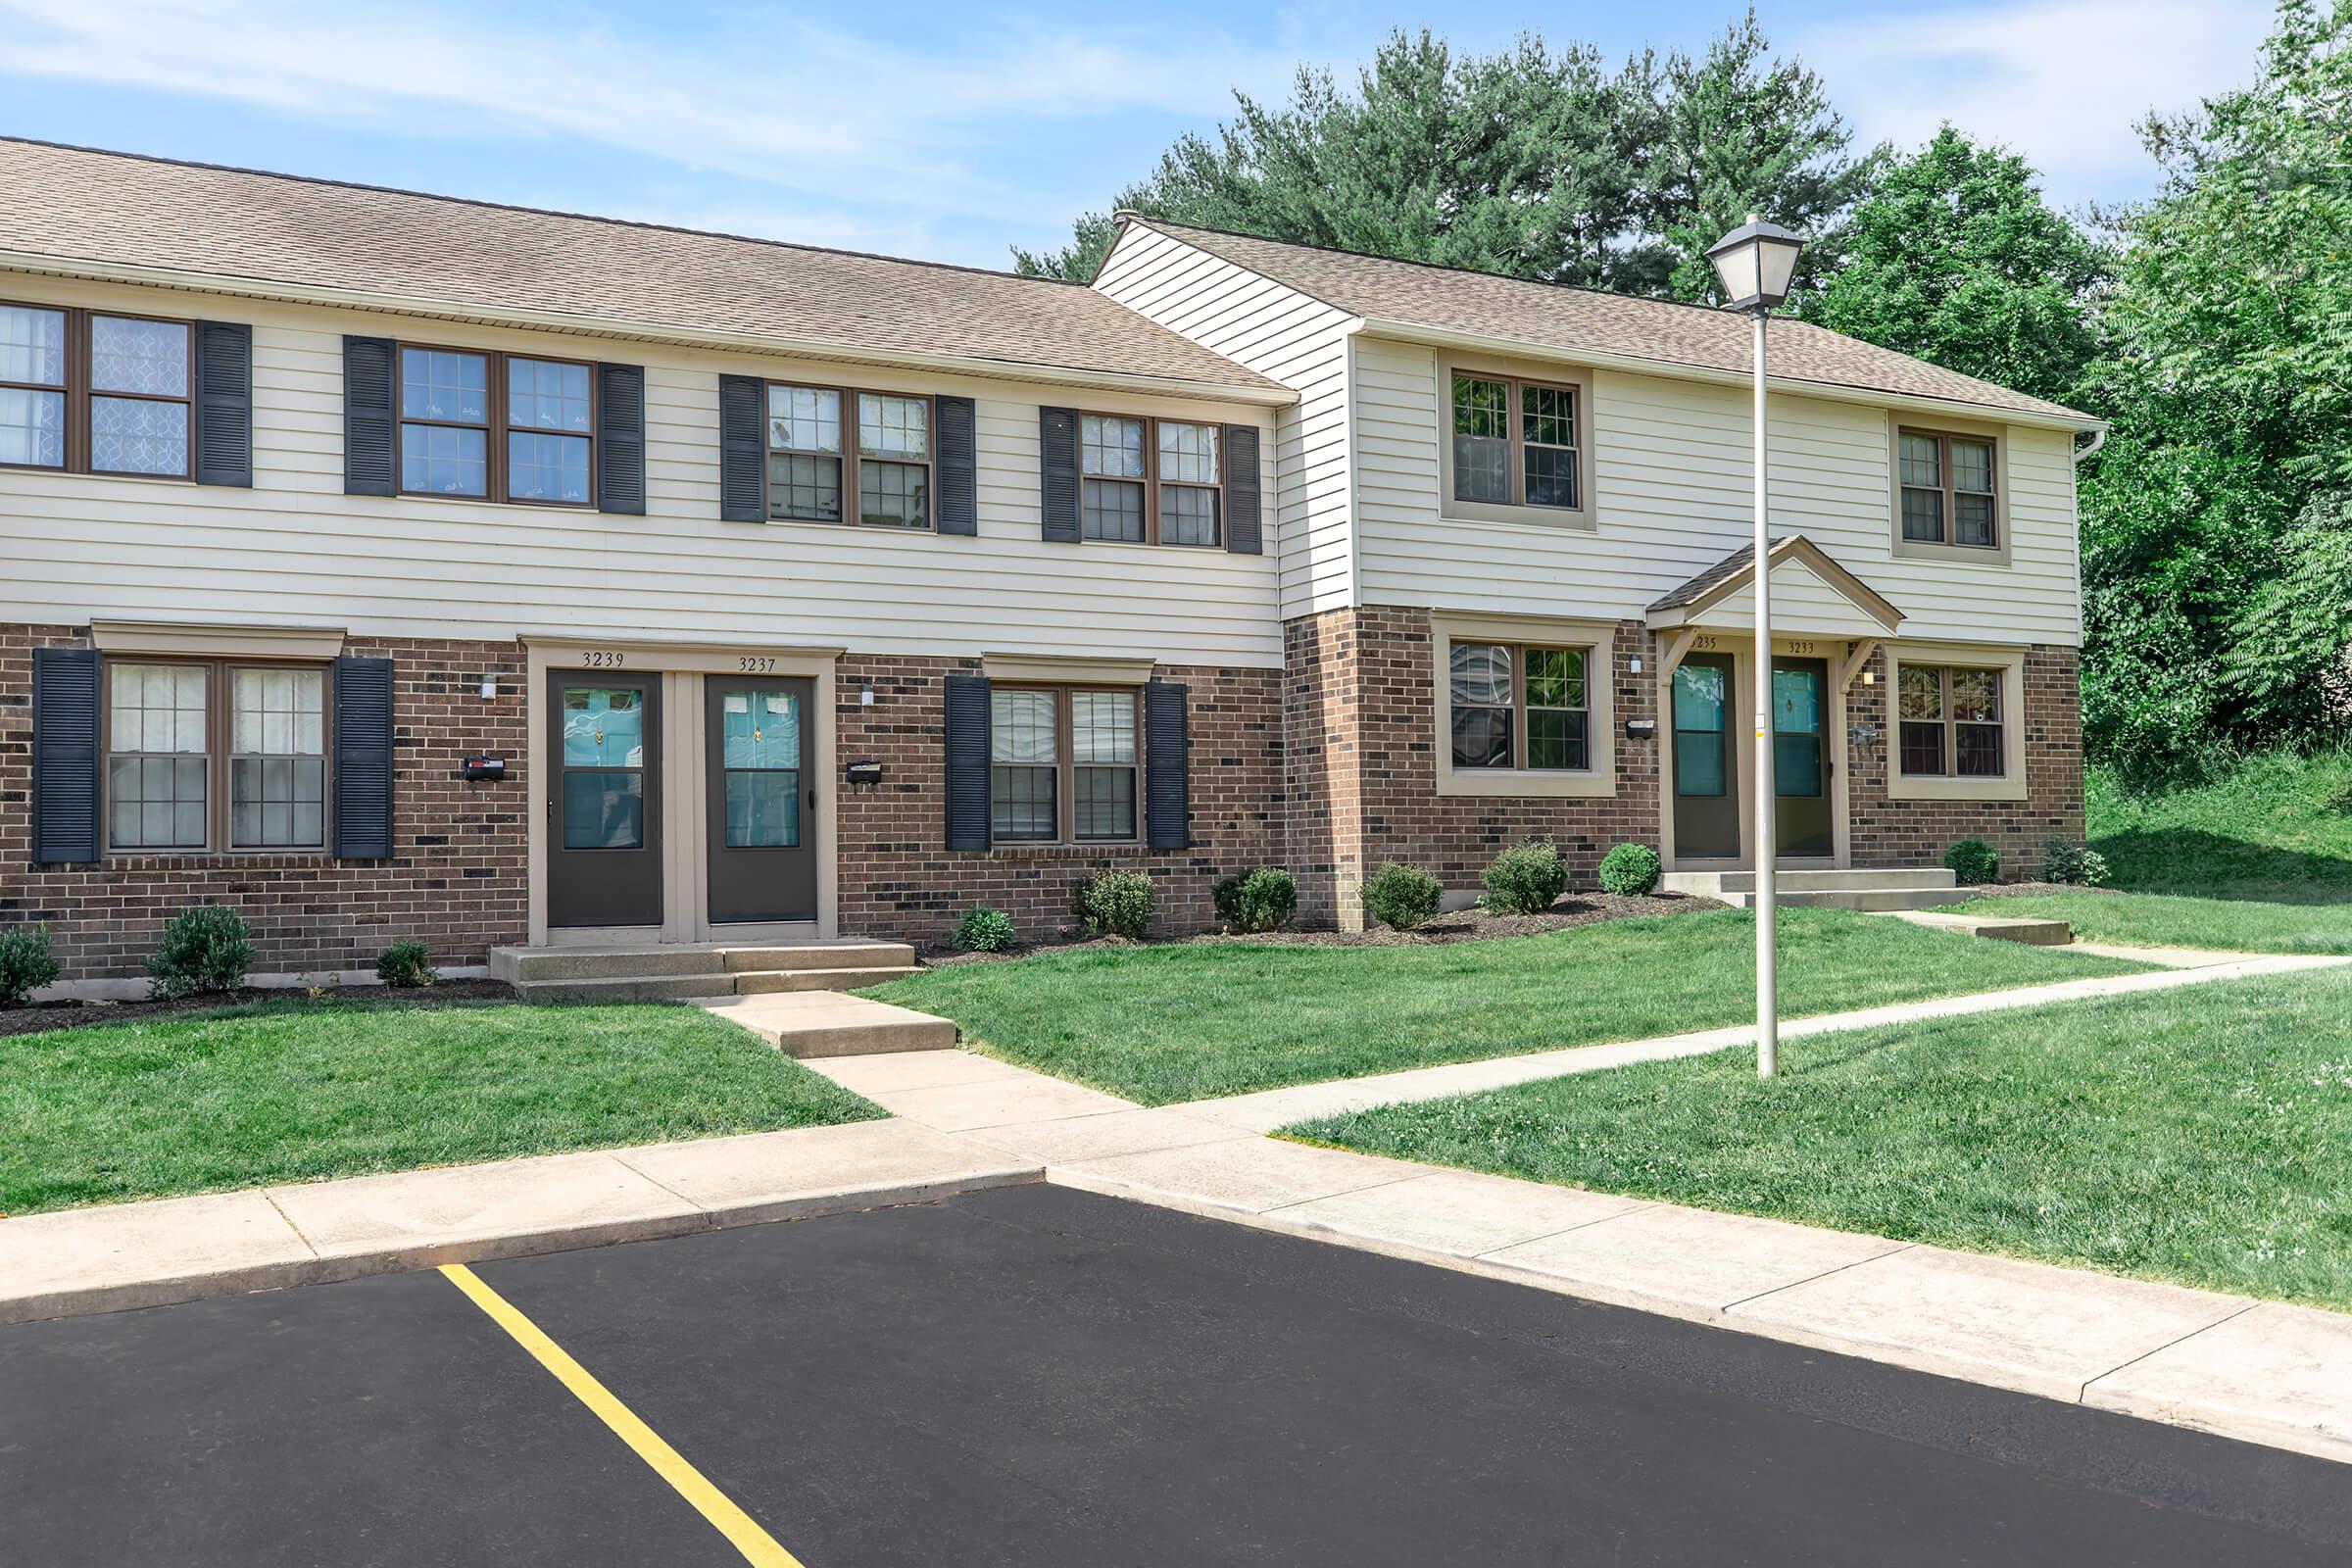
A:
[1775, 734, 1824, 796]
[562, 688, 644, 766]
[721, 689, 801, 769]
[563, 770, 644, 849]
[1672, 662, 1725, 731]
[0, 304, 67, 385]
[1773, 668, 1820, 735]
[90, 317, 188, 396]
[508, 430, 591, 503]
[1675, 732, 1727, 797]
[0, 386, 66, 467]
[1673, 662, 1727, 797]
[91, 396, 188, 475]
[724, 770, 801, 848]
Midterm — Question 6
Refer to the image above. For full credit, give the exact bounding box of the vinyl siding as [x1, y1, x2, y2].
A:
[1352, 334, 2081, 646]
[0, 274, 1283, 666]
[1093, 221, 1357, 619]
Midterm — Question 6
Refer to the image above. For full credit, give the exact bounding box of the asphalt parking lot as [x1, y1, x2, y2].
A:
[4, 1184, 2349, 1566]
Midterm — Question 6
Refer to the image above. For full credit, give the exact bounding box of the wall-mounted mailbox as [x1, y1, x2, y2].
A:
[1623, 719, 1657, 740]
[844, 759, 884, 786]
[463, 755, 507, 781]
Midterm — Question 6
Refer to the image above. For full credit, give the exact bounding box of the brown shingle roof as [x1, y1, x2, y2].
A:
[0, 139, 1281, 393]
[1134, 219, 2093, 424]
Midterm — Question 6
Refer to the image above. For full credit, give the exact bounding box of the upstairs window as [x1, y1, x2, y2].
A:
[2, 304, 192, 477]
[1898, 664, 2004, 778]
[858, 394, 931, 527]
[398, 347, 594, 505]
[764, 382, 932, 529]
[1448, 369, 1583, 514]
[1449, 642, 1591, 772]
[1075, 413, 1229, 547]
[767, 385, 844, 523]
[1081, 415, 1147, 541]
[1898, 429, 1998, 549]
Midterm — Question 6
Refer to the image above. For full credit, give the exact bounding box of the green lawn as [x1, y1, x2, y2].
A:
[1290, 967, 2352, 1311]
[864, 907, 2146, 1105]
[2087, 748, 2352, 901]
[1941, 891, 2352, 955]
[0, 997, 881, 1214]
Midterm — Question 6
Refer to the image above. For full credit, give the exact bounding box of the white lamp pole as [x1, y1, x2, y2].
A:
[1705, 215, 1805, 1081]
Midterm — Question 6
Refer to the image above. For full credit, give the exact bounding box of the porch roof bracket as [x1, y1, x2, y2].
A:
[1834, 636, 1881, 691]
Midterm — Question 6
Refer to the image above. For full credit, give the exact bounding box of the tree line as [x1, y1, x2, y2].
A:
[1019, 1, 2352, 787]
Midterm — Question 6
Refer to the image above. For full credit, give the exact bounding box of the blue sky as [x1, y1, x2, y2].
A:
[2, 0, 2278, 270]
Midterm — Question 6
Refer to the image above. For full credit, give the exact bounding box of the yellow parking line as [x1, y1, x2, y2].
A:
[440, 1263, 808, 1568]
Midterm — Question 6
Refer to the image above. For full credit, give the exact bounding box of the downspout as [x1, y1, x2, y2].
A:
[2073, 426, 2107, 465]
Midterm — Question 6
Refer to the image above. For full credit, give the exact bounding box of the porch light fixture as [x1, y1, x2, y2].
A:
[479, 672, 499, 701]
[1707, 214, 1805, 1080]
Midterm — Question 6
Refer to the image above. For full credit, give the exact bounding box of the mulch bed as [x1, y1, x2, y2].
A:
[917, 891, 1722, 966]
[0, 978, 517, 1040]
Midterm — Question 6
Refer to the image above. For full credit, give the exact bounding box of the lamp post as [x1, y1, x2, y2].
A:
[1704, 214, 1805, 1080]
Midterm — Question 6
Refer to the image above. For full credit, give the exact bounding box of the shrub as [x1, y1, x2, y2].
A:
[954, 906, 1018, 953]
[1213, 867, 1298, 933]
[147, 906, 253, 1002]
[1943, 838, 2000, 885]
[1073, 869, 1153, 941]
[0, 923, 61, 1008]
[1597, 842, 1663, 897]
[1361, 861, 1443, 931]
[2041, 835, 2112, 887]
[1482, 840, 1566, 915]
[375, 939, 436, 988]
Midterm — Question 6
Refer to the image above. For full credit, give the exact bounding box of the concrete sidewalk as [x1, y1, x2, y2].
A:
[803, 1045, 2352, 1468]
[0, 1119, 1040, 1326]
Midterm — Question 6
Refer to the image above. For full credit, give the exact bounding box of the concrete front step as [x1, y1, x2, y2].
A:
[723, 942, 914, 973]
[1893, 909, 2075, 946]
[1664, 867, 1959, 895]
[733, 965, 920, 994]
[1712, 886, 1960, 912]
[694, 993, 958, 1057]
[494, 939, 920, 1003]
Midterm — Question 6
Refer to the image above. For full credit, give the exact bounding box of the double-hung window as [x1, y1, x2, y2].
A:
[1080, 414, 1226, 546]
[1897, 664, 2004, 778]
[1449, 643, 1591, 771]
[988, 687, 1141, 844]
[1897, 428, 1998, 549]
[1448, 368, 1584, 515]
[765, 383, 931, 528]
[397, 347, 595, 505]
[105, 661, 328, 852]
[1, 303, 193, 477]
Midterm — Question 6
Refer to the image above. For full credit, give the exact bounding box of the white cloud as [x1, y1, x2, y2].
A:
[1800, 0, 2275, 208]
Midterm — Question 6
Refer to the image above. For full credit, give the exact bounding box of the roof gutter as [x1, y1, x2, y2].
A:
[0, 250, 1298, 408]
[1351, 317, 2103, 435]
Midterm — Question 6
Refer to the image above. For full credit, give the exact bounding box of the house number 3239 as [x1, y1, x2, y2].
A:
[580, 650, 625, 667]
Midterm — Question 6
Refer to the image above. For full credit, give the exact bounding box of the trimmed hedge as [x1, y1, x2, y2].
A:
[1361, 862, 1443, 931]
[1214, 867, 1298, 933]
[1597, 842, 1662, 896]
[1483, 841, 1566, 915]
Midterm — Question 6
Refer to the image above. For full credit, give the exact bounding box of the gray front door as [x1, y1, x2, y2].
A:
[706, 677, 817, 924]
[548, 671, 662, 928]
[1672, 654, 1740, 858]
[1773, 658, 1834, 858]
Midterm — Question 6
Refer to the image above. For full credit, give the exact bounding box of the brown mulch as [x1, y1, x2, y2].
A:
[916, 890, 1723, 966]
[0, 978, 517, 1040]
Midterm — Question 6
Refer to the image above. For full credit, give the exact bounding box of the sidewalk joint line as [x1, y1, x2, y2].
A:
[1716, 1241, 1919, 1315]
[1467, 1203, 1657, 1260]
[260, 1190, 321, 1257]
[2077, 1301, 2265, 1401]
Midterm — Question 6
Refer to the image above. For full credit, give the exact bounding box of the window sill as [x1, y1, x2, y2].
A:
[1441, 503, 1596, 532]
[1884, 772, 2028, 804]
[759, 514, 938, 534]
[98, 849, 339, 865]
[1437, 766, 1615, 800]
[976, 840, 1153, 858]
[1890, 536, 2010, 566]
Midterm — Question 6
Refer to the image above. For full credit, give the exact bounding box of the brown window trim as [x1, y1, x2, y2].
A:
[1896, 426, 2000, 551]
[0, 302, 194, 481]
[1895, 663, 2007, 780]
[988, 684, 1145, 847]
[1448, 640, 1595, 773]
[394, 343, 599, 510]
[762, 380, 936, 531]
[1447, 368, 1585, 513]
[99, 655, 335, 858]
[1075, 412, 1232, 549]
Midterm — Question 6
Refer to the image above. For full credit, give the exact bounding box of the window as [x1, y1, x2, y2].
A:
[1898, 428, 1998, 549]
[1079, 413, 1230, 546]
[989, 687, 1142, 844]
[397, 346, 595, 505]
[1, 303, 191, 477]
[1448, 642, 1590, 772]
[763, 383, 931, 528]
[1898, 664, 2004, 778]
[1447, 369, 1583, 514]
[105, 661, 328, 852]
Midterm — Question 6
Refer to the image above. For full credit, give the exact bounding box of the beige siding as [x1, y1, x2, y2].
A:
[1351, 334, 2082, 646]
[0, 273, 1283, 666]
[1093, 221, 1356, 619]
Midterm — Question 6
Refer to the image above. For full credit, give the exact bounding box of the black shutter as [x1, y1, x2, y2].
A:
[1039, 406, 1080, 542]
[342, 335, 397, 496]
[718, 373, 765, 521]
[1223, 423, 1262, 555]
[935, 394, 977, 535]
[596, 362, 646, 515]
[944, 672, 992, 851]
[333, 656, 395, 859]
[31, 647, 101, 864]
[1145, 679, 1189, 850]
[193, 320, 252, 488]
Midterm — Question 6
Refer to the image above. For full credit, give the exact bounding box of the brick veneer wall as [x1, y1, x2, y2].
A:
[833, 655, 1286, 944]
[0, 624, 527, 982]
[1282, 610, 1362, 927]
[1846, 642, 2085, 876]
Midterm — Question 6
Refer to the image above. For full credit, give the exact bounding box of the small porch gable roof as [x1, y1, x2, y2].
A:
[1644, 535, 1904, 637]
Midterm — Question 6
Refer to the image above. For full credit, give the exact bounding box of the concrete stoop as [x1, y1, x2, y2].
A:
[1664, 866, 1962, 912]
[489, 940, 919, 1003]
[693, 992, 958, 1057]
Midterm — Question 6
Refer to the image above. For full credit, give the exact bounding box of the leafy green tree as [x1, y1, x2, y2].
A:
[1797, 126, 2107, 405]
